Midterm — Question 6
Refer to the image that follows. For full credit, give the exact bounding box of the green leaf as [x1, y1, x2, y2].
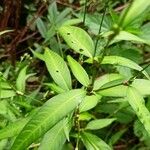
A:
[112, 31, 150, 45]
[16, 66, 28, 93]
[39, 118, 70, 150]
[58, 26, 94, 58]
[0, 90, 16, 99]
[109, 129, 127, 146]
[62, 143, 74, 150]
[96, 85, 127, 97]
[98, 79, 125, 91]
[85, 118, 116, 130]
[101, 56, 149, 79]
[96, 78, 150, 97]
[134, 120, 150, 142]
[56, 8, 72, 25]
[44, 48, 72, 90]
[0, 117, 30, 140]
[132, 79, 150, 96]
[44, 83, 65, 94]
[11, 89, 85, 150]
[126, 87, 150, 135]
[0, 139, 7, 150]
[79, 112, 94, 121]
[0, 108, 39, 140]
[79, 95, 101, 112]
[67, 55, 90, 86]
[62, 19, 82, 26]
[0, 82, 12, 89]
[31, 50, 44, 61]
[119, 0, 150, 28]
[86, 56, 149, 79]
[36, 18, 47, 38]
[81, 132, 112, 150]
[93, 73, 125, 90]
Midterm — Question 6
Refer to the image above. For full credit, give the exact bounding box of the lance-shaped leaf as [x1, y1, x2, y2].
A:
[94, 73, 125, 90]
[96, 78, 150, 97]
[16, 66, 28, 93]
[39, 118, 71, 150]
[58, 26, 94, 58]
[44, 48, 72, 90]
[79, 95, 101, 112]
[86, 56, 149, 79]
[109, 129, 127, 146]
[101, 56, 149, 79]
[11, 89, 85, 150]
[85, 118, 116, 130]
[0, 139, 7, 150]
[0, 82, 12, 89]
[112, 31, 150, 46]
[126, 87, 150, 135]
[36, 18, 47, 38]
[0, 90, 16, 99]
[81, 132, 112, 150]
[45, 83, 65, 94]
[97, 86, 126, 97]
[132, 79, 150, 96]
[119, 0, 150, 28]
[67, 55, 90, 86]
[0, 117, 30, 140]
[0, 108, 39, 140]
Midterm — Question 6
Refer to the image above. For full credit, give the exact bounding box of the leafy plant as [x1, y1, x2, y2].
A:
[0, 0, 150, 149]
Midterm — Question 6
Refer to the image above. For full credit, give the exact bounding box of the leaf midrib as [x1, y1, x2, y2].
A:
[45, 51, 70, 90]
[12, 91, 83, 150]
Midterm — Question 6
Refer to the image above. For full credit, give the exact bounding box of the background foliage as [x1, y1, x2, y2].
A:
[0, 0, 150, 149]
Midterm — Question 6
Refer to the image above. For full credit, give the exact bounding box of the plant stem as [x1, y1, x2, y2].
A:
[56, 33, 64, 58]
[75, 107, 80, 150]
[94, 63, 150, 92]
[91, 5, 107, 86]
[93, 6, 107, 57]
[83, 0, 88, 24]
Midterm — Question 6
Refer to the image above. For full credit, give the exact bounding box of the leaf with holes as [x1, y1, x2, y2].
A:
[11, 89, 85, 150]
[67, 55, 90, 86]
[58, 26, 94, 58]
[126, 87, 150, 135]
[44, 48, 72, 91]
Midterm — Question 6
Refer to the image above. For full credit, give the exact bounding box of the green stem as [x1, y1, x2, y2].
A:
[83, 0, 88, 24]
[93, 5, 107, 57]
[56, 33, 64, 58]
[91, 5, 108, 86]
[75, 107, 80, 150]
